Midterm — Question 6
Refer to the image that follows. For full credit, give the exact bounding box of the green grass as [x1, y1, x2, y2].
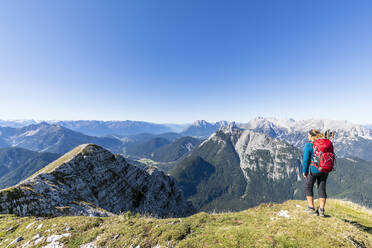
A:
[1, 199, 372, 247]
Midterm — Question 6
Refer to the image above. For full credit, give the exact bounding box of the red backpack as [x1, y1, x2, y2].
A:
[311, 139, 335, 173]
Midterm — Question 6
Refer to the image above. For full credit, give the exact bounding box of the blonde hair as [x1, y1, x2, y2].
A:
[308, 129, 324, 142]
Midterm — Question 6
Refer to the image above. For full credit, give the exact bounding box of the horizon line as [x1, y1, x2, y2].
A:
[0, 117, 369, 126]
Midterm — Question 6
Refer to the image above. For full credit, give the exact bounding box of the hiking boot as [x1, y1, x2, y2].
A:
[318, 207, 325, 217]
[305, 206, 318, 216]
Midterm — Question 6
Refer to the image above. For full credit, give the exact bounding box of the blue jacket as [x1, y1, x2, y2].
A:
[302, 142, 321, 174]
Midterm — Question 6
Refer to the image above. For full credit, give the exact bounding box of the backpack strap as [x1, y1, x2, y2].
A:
[310, 142, 321, 169]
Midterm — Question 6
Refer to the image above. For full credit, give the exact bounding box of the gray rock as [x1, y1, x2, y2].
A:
[6, 225, 18, 233]
[6, 237, 23, 248]
[26, 221, 36, 229]
[34, 237, 45, 245]
[42, 242, 63, 248]
[46, 233, 71, 243]
[33, 233, 42, 240]
[80, 242, 97, 248]
[21, 240, 32, 248]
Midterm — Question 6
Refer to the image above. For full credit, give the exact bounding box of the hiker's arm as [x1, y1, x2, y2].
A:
[302, 143, 312, 177]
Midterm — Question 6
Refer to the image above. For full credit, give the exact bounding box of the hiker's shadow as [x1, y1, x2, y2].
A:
[342, 219, 372, 234]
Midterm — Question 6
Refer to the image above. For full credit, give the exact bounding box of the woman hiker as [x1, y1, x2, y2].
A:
[302, 129, 335, 217]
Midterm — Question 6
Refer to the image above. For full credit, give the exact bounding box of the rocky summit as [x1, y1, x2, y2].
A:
[0, 144, 194, 218]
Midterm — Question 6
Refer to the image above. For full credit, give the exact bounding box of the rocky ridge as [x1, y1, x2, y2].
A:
[202, 123, 302, 182]
[0, 144, 194, 218]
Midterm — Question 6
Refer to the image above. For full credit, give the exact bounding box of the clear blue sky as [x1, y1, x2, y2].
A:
[1, 0, 371, 124]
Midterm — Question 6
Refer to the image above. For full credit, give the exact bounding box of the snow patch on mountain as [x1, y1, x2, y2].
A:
[24, 129, 41, 137]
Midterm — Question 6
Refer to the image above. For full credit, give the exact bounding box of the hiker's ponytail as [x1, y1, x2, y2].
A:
[309, 129, 324, 142]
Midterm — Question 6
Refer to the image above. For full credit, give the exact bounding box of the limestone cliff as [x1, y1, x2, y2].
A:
[0, 144, 194, 218]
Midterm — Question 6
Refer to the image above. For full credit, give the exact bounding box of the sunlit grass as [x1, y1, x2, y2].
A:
[1, 199, 372, 247]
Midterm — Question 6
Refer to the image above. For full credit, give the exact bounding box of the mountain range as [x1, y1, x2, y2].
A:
[0, 119, 39, 128]
[240, 117, 372, 161]
[180, 120, 229, 138]
[171, 124, 372, 211]
[1, 126, 371, 217]
[0, 120, 188, 136]
[1, 117, 372, 215]
[0, 125, 201, 189]
[0, 119, 223, 137]
[1, 118, 371, 162]
[52, 120, 187, 136]
[0, 122, 124, 154]
[171, 124, 303, 211]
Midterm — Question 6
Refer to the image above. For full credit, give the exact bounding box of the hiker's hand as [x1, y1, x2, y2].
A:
[303, 173, 308, 179]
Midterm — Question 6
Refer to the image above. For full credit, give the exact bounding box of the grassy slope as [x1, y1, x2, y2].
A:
[1, 199, 372, 248]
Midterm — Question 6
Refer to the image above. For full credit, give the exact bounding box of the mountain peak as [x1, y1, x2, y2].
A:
[27, 144, 102, 180]
[216, 120, 229, 126]
[192, 120, 210, 127]
[21, 121, 51, 130]
[175, 126, 302, 211]
[219, 121, 241, 133]
[0, 144, 194, 217]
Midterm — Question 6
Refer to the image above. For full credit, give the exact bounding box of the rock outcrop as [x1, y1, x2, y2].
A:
[172, 126, 302, 211]
[0, 144, 194, 218]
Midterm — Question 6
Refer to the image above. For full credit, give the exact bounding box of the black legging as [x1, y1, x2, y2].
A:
[304, 172, 328, 198]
